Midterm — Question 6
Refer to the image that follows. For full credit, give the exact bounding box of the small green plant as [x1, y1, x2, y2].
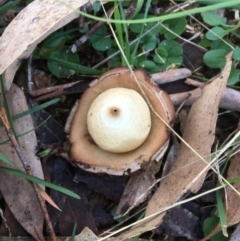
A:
[47, 46, 79, 78]
[203, 213, 228, 241]
[36, 26, 102, 77]
[89, 9, 186, 73]
[89, 25, 112, 51]
[0, 0, 21, 15]
[31, 1, 240, 86]
[201, 10, 240, 86]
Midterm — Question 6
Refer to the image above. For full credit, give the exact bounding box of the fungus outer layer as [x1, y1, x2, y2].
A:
[69, 68, 175, 175]
[87, 87, 151, 153]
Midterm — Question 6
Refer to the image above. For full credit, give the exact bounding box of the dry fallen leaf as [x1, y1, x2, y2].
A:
[230, 222, 240, 241]
[0, 0, 90, 91]
[115, 161, 161, 219]
[64, 227, 99, 241]
[225, 147, 240, 227]
[0, 84, 44, 240]
[116, 53, 232, 240]
[159, 205, 199, 240]
[161, 134, 179, 181]
[39, 187, 61, 211]
[0, 204, 29, 237]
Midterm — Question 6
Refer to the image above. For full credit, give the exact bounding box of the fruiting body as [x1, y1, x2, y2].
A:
[69, 68, 175, 175]
[87, 87, 151, 153]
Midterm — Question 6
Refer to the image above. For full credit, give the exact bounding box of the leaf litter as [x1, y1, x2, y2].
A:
[0, 84, 44, 240]
[0, 0, 239, 240]
[0, 0, 90, 239]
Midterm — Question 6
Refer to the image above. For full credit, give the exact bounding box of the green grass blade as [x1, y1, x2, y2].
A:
[119, 2, 130, 63]
[114, 1, 125, 66]
[216, 189, 227, 236]
[131, 0, 144, 19]
[227, 178, 240, 184]
[0, 75, 18, 143]
[0, 152, 18, 168]
[0, 98, 60, 129]
[131, 0, 151, 62]
[37, 55, 102, 75]
[13, 98, 60, 121]
[61, 0, 240, 24]
[70, 223, 77, 241]
[0, 0, 21, 15]
[0, 166, 80, 199]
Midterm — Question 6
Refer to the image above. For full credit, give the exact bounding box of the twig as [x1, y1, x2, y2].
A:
[29, 80, 86, 101]
[169, 85, 240, 112]
[78, 2, 91, 28]
[185, 77, 205, 87]
[169, 87, 203, 106]
[184, 78, 240, 112]
[71, 6, 114, 53]
[151, 68, 192, 84]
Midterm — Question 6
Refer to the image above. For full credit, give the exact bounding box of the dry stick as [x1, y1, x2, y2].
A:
[78, 2, 91, 28]
[71, 6, 114, 52]
[151, 68, 192, 84]
[169, 87, 240, 112]
[0, 103, 56, 241]
[29, 80, 83, 101]
[182, 78, 240, 112]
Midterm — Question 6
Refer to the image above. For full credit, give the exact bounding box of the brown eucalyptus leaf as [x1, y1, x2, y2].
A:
[116, 53, 232, 240]
[0, 84, 44, 240]
[115, 161, 161, 219]
[0, 204, 29, 237]
[226, 150, 240, 226]
[0, 0, 90, 91]
[64, 227, 99, 241]
[158, 205, 199, 240]
[161, 134, 179, 181]
[57, 167, 97, 236]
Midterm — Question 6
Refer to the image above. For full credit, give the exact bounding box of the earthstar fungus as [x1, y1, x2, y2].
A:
[69, 68, 175, 175]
